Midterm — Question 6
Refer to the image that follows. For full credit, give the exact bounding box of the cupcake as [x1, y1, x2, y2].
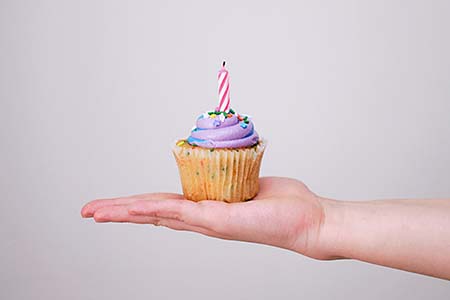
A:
[173, 63, 266, 202]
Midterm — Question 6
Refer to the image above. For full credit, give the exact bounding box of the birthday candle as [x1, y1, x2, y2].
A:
[217, 61, 230, 112]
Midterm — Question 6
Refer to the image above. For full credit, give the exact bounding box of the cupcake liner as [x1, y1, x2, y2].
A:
[173, 140, 266, 202]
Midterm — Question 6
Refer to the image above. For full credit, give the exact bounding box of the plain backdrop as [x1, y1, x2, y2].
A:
[1, 0, 450, 299]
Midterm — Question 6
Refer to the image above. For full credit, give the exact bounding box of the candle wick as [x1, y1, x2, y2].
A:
[222, 61, 226, 67]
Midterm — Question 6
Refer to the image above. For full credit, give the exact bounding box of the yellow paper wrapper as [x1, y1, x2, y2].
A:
[173, 140, 266, 202]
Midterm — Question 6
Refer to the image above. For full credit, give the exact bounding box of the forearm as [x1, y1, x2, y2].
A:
[319, 197, 450, 280]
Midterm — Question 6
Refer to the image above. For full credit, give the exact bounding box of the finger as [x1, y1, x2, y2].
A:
[93, 205, 227, 239]
[128, 198, 242, 234]
[93, 204, 197, 226]
[82, 198, 138, 218]
[93, 205, 158, 224]
[81, 193, 184, 218]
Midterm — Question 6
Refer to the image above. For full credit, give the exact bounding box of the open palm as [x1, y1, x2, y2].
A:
[81, 177, 327, 258]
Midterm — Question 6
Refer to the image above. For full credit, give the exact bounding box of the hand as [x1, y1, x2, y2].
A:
[81, 177, 450, 279]
[81, 177, 330, 259]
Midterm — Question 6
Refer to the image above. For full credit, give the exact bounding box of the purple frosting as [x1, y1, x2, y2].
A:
[186, 112, 259, 148]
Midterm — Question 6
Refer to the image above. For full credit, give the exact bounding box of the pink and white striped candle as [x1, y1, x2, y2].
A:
[217, 61, 230, 112]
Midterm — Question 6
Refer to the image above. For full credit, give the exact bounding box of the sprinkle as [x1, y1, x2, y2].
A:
[213, 119, 221, 127]
[229, 108, 235, 114]
[240, 122, 248, 129]
[210, 114, 216, 118]
[176, 140, 185, 146]
[208, 111, 214, 115]
[238, 115, 243, 121]
[244, 119, 249, 124]
[227, 113, 233, 118]
[243, 116, 248, 121]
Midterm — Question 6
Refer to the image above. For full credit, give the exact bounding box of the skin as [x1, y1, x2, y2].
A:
[81, 177, 450, 280]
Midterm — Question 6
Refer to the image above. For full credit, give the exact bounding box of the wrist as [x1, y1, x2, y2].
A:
[313, 197, 350, 260]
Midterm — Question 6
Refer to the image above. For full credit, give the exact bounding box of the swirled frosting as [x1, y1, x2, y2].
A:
[186, 110, 259, 149]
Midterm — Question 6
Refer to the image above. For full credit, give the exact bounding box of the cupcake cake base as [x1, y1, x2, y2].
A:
[173, 139, 266, 202]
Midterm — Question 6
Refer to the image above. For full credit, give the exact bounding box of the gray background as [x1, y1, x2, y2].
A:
[1, 0, 449, 299]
